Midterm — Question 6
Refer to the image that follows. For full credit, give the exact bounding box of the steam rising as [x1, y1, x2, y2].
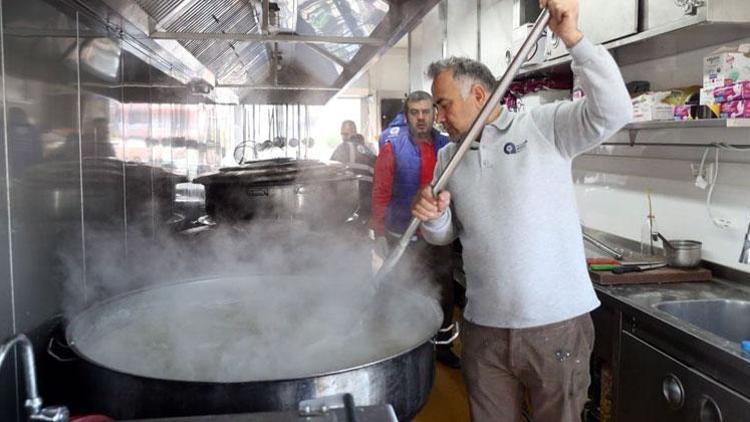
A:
[61, 221, 442, 382]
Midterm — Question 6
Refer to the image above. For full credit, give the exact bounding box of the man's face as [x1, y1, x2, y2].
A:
[341, 123, 356, 142]
[432, 71, 485, 141]
[406, 99, 434, 139]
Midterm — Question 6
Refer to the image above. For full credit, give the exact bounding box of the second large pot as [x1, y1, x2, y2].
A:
[194, 160, 361, 228]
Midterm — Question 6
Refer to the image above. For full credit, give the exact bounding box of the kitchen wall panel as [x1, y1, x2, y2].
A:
[0, 2, 17, 419]
[409, 4, 444, 92]
[1, 0, 83, 419]
[77, 15, 127, 303]
[0, 0, 242, 419]
[479, 0, 514, 76]
[577, 35, 750, 274]
[4, 0, 83, 336]
[446, 0, 478, 59]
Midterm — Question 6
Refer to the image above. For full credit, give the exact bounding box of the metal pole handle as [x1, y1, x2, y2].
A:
[375, 9, 551, 281]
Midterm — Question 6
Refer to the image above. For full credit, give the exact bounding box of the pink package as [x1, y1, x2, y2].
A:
[673, 105, 692, 120]
[720, 100, 750, 118]
[713, 81, 750, 103]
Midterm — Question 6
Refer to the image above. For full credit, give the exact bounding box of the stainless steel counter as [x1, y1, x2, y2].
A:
[583, 227, 750, 400]
[588, 273, 749, 405]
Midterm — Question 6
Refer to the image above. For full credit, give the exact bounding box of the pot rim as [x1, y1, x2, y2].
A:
[665, 239, 702, 249]
[64, 276, 441, 384]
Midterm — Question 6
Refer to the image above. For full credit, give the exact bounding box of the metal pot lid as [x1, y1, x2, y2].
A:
[219, 157, 296, 172]
[195, 160, 356, 186]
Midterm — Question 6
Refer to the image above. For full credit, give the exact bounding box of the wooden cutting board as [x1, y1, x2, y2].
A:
[590, 267, 712, 285]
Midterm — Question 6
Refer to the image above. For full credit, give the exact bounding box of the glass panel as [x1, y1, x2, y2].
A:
[297, 0, 389, 62]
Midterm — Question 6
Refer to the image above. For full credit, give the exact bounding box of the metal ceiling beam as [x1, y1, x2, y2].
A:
[217, 84, 339, 91]
[307, 43, 347, 68]
[150, 31, 386, 46]
[262, 0, 270, 35]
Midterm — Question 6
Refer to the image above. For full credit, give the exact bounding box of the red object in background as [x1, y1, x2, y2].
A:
[504, 74, 573, 111]
[586, 258, 621, 266]
[71, 415, 114, 422]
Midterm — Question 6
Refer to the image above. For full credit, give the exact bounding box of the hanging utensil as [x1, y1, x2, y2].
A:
[374, 9, 552, 282]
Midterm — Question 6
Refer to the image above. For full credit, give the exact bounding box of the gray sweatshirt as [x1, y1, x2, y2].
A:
[421, 37, 632, 329]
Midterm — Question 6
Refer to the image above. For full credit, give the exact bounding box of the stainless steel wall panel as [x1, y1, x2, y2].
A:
[4, 0, 83, 335]
[0, 3, 19, 418]
[446, 0, 478, 59]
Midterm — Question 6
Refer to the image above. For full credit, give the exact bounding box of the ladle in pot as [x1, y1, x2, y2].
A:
[373, 9, 551, 283]
[652, 232, 675, 250]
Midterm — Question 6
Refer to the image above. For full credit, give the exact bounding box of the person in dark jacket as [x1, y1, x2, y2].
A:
[330, 121, 376, 235]
[370, 91, 460, 368]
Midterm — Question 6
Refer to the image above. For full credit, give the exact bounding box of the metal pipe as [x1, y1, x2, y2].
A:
[583, 232, 624, 260]
[262, 0, 270, 35]
[375, 9, 551, 281]
[218, 84, 339, 91]
[0, 334, 41, 415]
[307, 43, 348, 67]
[150, 32, 385, 46]
[740, 221, 750, 265]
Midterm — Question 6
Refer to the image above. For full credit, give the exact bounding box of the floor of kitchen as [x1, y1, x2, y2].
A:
[414, 357, 470, 422]
[414, 312, 470, 422]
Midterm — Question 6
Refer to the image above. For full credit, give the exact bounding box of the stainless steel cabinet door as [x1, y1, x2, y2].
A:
[618, 332, 750, 422]
[547, 0, 638, 59]
[642, 0, 707, 30]
[480, 0, 515, 75]
[447, 0, 479, 59]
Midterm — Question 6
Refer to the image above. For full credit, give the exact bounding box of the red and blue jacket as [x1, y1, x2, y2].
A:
[370, 113, 450, 236]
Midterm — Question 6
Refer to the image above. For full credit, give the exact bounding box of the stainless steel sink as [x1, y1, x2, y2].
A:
[655, 299, 750, 344]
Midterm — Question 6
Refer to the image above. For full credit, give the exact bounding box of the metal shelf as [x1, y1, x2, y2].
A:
[517, 18, 750, 78]
[625, 119, 750, 130]
[592, 119, 750, 148]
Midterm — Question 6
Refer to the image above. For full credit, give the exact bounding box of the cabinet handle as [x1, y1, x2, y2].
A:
[247, 187, 269, 197]
[700, 396, 722, 422]
[662, 374, 685, 410]
[674, 0, 705, 16]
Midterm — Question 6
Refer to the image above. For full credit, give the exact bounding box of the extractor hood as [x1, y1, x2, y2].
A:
[60, 0, 440, 104]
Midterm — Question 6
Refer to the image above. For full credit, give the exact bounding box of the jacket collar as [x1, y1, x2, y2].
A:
[468, 109, 512, 148]
[487, 109, 513, 131]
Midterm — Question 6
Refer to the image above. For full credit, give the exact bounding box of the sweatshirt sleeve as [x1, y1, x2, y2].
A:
[370, 143, 394, 236]
[534, 36, 633, 159]
[420, 208, 459, 245]
[419, 146, 460, 245]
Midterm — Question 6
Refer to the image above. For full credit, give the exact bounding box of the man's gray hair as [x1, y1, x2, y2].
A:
[403, 90, 433, 112]
[427, 57, 497, 98]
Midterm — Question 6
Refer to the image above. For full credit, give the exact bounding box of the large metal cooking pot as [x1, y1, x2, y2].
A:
[60, 275, 441, 420]
[194, 159, 360, 228]
[16, 158, 182, 227]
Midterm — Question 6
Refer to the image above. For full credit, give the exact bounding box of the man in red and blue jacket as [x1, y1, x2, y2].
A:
[370, 91, 460, 368]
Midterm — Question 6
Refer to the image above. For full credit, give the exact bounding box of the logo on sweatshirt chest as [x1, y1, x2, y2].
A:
[503, 140, 528, 155]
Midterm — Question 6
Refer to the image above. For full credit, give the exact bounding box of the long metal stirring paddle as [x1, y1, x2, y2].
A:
[374, 9, 551, 282]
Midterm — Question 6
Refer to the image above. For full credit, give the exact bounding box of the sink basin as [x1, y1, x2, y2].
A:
[655, 299, 750, 344]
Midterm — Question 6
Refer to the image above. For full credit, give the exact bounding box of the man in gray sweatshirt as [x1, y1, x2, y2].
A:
[411, 0, 632, 420]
